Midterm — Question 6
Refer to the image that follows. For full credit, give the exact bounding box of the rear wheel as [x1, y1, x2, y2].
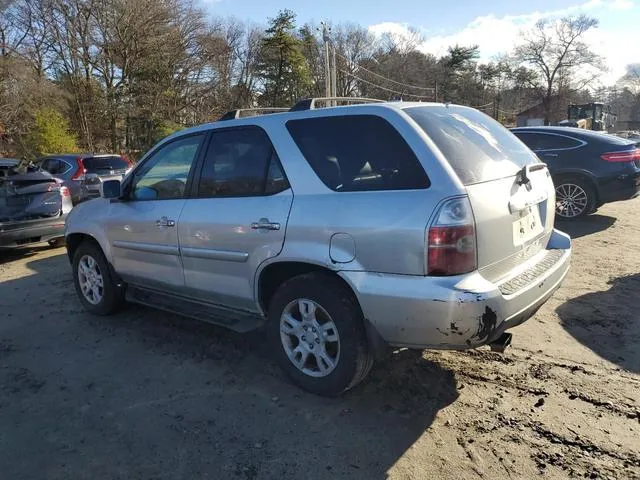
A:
[554, 176, 596, 219]
[267, 273, 373, 396]
[72, 241, 124, 315]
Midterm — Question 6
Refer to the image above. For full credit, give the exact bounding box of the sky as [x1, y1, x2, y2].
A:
[202, 0, 640, 86]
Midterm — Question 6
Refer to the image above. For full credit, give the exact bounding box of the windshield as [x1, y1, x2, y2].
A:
[406, 106, 539, 185]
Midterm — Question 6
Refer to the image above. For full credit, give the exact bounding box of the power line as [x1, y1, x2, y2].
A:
[470, 102, 494, 109]
[335, 51, 435, 92]
[498, 108, 521, 116]
[339, 69, 432, 99]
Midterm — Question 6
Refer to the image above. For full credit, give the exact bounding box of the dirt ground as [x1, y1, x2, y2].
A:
[1, 201, 639, 480]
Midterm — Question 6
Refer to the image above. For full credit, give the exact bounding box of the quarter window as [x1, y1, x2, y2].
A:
[514, 132, 582, 151]
[535, 134, 582, 150]
[286, 115, 429, 191]
[43, 158, 63, 175]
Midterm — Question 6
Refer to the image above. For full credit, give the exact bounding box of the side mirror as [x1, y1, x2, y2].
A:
[101, 179, 122, 199]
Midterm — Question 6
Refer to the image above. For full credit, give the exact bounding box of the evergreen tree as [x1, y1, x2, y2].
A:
[257, 10, 311, 107]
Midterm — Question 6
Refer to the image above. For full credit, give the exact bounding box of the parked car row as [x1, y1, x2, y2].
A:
[5, 100, 639, 396]
[36, 154, 132, 204]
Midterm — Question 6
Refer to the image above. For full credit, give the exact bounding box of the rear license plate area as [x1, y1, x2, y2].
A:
[513, 207, 543, 246]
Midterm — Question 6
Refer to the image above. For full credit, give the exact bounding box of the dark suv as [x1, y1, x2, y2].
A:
[512, 127, 640, 219]
[38, 154, 132, 204]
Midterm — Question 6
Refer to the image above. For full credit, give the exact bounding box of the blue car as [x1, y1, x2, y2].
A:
[511, 126, 640, 219]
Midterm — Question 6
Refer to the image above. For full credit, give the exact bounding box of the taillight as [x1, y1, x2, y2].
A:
[60, 186, 71, 197]
[71, 157, 87, 180]
[427, 197, 477, 276]
[601, 149, 640, 162]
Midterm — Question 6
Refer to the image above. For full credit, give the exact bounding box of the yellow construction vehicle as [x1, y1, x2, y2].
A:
[558, 102, 617, 132]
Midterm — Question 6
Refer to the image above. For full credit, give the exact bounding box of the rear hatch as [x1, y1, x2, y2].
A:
[0, 170, 63, 222]
[407, 105, 555, 283]
[82, 156, 131, 188]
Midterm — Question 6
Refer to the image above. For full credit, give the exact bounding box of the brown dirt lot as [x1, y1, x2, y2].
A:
[0, 200, 639, 480]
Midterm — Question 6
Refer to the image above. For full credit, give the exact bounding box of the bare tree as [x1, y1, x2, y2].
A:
[619, 63, 640, 94]
[514, 15, 604, 124]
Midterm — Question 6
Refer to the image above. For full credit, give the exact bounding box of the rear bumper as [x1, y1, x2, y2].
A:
[0, 215, 66, 247]
[340, 229, 571, 349]
[596, 171, 640, 204]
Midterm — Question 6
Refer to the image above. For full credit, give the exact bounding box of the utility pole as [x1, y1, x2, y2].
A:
[320, 22, 331, 99]
[331, 44, 337, 99]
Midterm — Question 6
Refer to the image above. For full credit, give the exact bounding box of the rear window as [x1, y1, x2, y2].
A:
[286, 115, 429, 192]
[406, 106, 539, 185]
[82, 156, 129, 172]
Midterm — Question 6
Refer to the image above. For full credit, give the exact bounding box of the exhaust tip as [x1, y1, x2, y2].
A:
[489, 332, 513, 353]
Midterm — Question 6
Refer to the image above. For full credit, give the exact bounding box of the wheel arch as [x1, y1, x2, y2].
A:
[256, 261, 388, 359]
[552, 171, 600, 208]
[257, 261, 352, 314]
[66, 233, 102, 263]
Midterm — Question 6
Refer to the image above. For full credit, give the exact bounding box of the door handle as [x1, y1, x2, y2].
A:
[156, 216, 176, 227]
[251, 218, 280, 231]
[541, 153, 558, 157]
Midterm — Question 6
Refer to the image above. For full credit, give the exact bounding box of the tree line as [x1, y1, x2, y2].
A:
[0, 0, 638, 159]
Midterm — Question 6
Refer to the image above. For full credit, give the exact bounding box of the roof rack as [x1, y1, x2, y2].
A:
[218, 108, 290, 121]
[289, 97, 384, 112]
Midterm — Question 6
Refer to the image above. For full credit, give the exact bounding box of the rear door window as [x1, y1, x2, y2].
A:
[286, 115, 429, 191]
[196, 127, 289, 197]
[83, 156, 129, 173]
[406, 106, 540, 185]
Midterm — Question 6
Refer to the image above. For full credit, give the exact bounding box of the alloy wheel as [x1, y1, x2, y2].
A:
[77, 254, 104, 305]
[279, 299, 341, 378]
[556, 183, 588, 218]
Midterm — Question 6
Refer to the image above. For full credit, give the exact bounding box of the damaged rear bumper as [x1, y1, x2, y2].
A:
[0, 215, 67, 247]
[339, 229, 571, 350]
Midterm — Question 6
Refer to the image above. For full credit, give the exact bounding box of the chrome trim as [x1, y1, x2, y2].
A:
[515, 131, 587, 152]
[60, 160, 74, 175]
[112, 240, 178, 255]
[180, 246, 249, 262]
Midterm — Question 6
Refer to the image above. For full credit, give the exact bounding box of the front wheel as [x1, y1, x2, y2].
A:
[267, 273, 373, 396]
[554, 177, 596, 219]
[72, 241, 124, 315]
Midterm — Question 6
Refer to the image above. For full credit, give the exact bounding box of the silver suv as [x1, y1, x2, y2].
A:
[65, 99, 571, 396]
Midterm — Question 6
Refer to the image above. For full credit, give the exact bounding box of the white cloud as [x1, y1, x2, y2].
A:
[610, 0, 634, 9]
[368, 22, 413, 39]
[368, 0, 640, 85]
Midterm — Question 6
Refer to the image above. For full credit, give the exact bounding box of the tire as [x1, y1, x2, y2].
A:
[72, 241, 124, 316]
[554, 176, 596, 220]
[266, 272, 374, 396]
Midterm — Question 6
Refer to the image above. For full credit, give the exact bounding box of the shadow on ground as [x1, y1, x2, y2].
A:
[555, 214, 616, 239]
[0, 253, 459, 479]
[557, 273, 640, 373]
[0, 244, 57, 265]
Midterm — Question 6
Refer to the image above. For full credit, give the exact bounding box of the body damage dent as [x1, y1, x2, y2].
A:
[469, 306, 498, 344]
